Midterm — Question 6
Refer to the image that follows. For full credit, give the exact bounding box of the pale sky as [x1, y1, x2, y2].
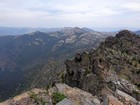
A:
[0, 0, 140, 30]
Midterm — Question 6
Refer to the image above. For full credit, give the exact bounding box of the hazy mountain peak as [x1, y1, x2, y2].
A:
[27, 31, 45, 36]
[82, 27, 95, 32]
[135, 30, 140, 35]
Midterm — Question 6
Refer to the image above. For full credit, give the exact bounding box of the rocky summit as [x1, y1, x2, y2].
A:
[65, 30, 140, 104]
[0, 30, 140, 105]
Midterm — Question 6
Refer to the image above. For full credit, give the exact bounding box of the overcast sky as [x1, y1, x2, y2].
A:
[0, 0, 140, 31]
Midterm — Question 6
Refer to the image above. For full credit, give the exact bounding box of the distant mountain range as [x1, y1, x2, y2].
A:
[0, 27, 115, 101]
[135, 30, 140, 35]
[0, 27, 61, 35]
[0, 27, 139, 36]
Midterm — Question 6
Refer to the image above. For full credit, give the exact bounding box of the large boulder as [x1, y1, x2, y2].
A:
[103, 95, 123, 105]
[49, 83, 100, 105]
[56, 98, 75, 105]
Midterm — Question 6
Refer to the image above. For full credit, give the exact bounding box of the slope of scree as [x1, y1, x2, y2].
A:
[65, 30, 140, 101]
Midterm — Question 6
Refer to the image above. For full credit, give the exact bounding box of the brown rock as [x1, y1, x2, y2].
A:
[54, 83, 100, 105]
[115, 89, 138, 104]
[103, 95, 123, 105]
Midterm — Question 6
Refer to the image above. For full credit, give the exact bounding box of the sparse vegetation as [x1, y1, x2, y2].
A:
[52, 92, 66, 104]
[29, 91, 47, 105]
[60, 73, 65, 83]
[29, 91, 38, 101]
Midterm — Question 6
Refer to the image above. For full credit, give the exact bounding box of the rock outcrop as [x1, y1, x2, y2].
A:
[0, 84, 102, 105]
[65, 30, 140, 104]
[49, 83, 101, 105]
[0, 88, 52, 105]
[2, 83, 137, 105]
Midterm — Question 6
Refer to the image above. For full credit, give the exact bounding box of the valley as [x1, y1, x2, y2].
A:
[0, 27, 115, 101]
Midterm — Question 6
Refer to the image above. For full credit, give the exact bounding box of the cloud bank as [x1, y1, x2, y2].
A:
[0, 0, 140, 30]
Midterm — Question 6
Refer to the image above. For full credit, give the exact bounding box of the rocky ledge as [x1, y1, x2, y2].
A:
[1, 83, 139, 105]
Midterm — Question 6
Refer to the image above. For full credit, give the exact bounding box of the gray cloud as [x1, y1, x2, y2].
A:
[0, 0, 140, 30]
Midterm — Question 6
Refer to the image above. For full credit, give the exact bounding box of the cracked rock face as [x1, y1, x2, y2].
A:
[65, 30, 140, 103]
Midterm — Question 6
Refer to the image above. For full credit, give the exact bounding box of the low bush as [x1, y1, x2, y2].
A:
[52, 92, 66, 104]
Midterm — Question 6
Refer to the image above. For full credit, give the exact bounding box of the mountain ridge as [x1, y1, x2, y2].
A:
[0, 27, 113, 101]
[1, 30, 140, 105]
[65, 30, 140, 100]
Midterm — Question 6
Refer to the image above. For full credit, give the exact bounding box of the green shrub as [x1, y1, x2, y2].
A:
[29, 91, 38, 101]
[0, 99, 3, 102]
[52, 92, 66, 104]
[60, 73, 65, 83]
[41, 99, 46, 105]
